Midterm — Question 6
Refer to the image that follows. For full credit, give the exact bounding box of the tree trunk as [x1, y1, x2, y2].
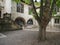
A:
[38, 25, 46, 41]
[31, 0, 56, 41]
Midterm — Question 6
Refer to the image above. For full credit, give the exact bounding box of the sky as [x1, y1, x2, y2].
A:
[34, 0, 40, 2]
[37, 0, 40, 2]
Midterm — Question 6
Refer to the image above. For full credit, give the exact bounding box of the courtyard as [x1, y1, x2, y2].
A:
[0, 27, 60, 45]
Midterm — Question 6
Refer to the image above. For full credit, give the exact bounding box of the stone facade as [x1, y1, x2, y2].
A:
[48, 13, 60, 27]
[0, 0, 38, 27]
[0, 0, 60, 28]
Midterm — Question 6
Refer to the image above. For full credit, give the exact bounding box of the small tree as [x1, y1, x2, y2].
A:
[13, 0, 60, 41]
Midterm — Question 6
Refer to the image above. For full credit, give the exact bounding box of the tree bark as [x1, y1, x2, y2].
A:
[38, 25, 46, 41]
[31, 0, 56, 41]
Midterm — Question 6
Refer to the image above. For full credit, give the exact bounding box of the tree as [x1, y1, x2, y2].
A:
[13, 0, 60, 41]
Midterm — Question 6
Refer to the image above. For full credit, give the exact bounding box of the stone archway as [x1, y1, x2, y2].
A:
[15, 17, 25, 26]
[27, 19, 33, 25]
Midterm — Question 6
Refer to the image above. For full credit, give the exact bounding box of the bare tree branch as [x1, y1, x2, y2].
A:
[44, 0, 56, 26]
[31, 0, 40, 21]
[40, 0, 44, 19]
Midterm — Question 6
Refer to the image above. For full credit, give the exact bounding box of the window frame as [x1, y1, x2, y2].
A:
[54, 18, 60, 24]
[17, 3, 24, 13]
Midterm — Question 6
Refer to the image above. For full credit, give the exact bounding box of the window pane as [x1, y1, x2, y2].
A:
[55, 19, 59, 23]
[17, 3, 20, 12]
[17, 3, 24, 13]
[20, 4, 24, 13]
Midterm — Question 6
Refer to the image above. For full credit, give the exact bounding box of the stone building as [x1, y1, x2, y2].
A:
[0, 0, 60, 29]
[0, 0, 38, 28]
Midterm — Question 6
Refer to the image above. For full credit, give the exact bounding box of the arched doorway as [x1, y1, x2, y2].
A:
[27, 19, 33, 25]
[15, 17, 25, 26]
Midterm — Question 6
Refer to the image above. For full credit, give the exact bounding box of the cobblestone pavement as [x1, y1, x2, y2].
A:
[0, 27, 60, 45]
[0, 30, 38, 45]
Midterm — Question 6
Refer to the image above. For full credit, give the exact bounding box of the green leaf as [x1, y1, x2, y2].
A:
[56, 0, 60, 7]
[12, 0, 21, 3]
